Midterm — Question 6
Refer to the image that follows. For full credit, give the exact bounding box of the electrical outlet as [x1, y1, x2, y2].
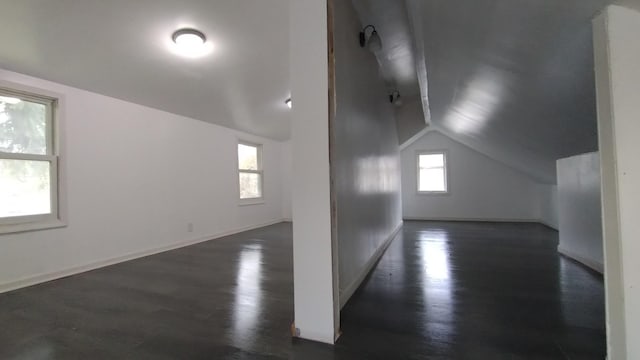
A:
[187, 222, 194, 233]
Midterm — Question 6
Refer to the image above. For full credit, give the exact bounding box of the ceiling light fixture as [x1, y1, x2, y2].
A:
[171, 28, 210, 58]
[389, 91, 402, 106]
[359, 25, 382, 52]
[285, 98, 292, 109]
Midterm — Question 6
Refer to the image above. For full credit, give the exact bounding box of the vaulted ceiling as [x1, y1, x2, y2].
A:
[0, 0, 290, 140]
[0, 0, 611, 181]
[354, 0, 610, 183]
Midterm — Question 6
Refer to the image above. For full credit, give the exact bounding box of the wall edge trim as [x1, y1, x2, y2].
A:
[558, 246, 605, 274]
[339, 222, 403, 309]
[403, 216, 557, 229]
[0, 219, 288, 294]
[399, 127, 435, 151]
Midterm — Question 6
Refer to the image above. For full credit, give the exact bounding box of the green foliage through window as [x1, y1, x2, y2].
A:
[0, 94, 54, 219]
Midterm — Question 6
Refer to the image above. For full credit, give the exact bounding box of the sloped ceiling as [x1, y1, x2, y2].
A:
[356, 0, 610, 183]
[350, 0, 429, 145]
[0, 0, 290, 140]
[350, 0, 421, 101]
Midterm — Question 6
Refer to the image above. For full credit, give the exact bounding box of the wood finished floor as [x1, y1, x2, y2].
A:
[0, 221, 605, 359]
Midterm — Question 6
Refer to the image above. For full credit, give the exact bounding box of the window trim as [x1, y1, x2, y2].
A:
[0, 80, 66, 234]
[416, 150, 450, 195]
[237, 140, 264, 205]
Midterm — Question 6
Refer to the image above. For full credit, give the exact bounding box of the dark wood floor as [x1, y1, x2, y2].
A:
[0, 221, 605, 359]
[334, 221, 606, 359]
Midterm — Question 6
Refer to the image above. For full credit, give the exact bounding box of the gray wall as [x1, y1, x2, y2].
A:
[557, 152, 603, 272]
[333, 0, 403, 306]
[402, 131, 557, 226]
[396, 99, 427, 145]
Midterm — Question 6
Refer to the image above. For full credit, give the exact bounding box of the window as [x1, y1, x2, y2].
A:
[238, 142, 263, 201]
[418, 151, 448, 193]
[0, 84, 63, 233]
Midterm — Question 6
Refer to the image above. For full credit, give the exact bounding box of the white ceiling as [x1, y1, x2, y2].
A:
[356, 0, 610, 183]
[351, 0, 429, 145]
[0, 0, 291, 140]
[412, 0, 608, 183]
[350, 0, 420, 100]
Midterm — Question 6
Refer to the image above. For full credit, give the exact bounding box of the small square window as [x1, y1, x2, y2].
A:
[418, 152, 448, 193]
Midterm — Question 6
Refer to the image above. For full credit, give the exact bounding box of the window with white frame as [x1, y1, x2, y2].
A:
[0, 86, 62, 232]
[238, 142, 263, 200]
[418, 151, 448, 193]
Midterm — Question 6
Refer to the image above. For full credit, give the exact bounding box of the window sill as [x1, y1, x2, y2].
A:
[417, 191, 450, 196]
[239, 199, 265, 206]
[0, 219, 67, 235]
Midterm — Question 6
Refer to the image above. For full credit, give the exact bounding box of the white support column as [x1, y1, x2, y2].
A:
[593, 4, 640, 359]
[290, 0, 338, 344]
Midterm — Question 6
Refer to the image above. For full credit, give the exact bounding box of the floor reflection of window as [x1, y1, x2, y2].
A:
[420, 230, 451, 281]
[232, 244, 263, 347]
[419, 230, 454, 339]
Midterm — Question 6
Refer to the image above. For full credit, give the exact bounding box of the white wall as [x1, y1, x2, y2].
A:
[401, 131, 557, 226]
[557, 152, 603, 272]
[0, 69, 287, 293]
[537, 183, 559, 229]
[333, 0, 403, 307]
[281, 141, 292, 220]
[594, 5, 640, 359]
[396, 99, 427, 145]
[290, 0, 338, 344]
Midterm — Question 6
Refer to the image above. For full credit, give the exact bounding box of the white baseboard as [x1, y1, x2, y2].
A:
[403, 216, 558, 230]
[339, 223, 403, 309]
[558, 246, 604, 274]
[0, 219, 288, 294]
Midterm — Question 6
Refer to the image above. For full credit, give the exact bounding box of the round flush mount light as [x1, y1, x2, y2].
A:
[285, 98, 292, 109]
[170, 28, 212, 58]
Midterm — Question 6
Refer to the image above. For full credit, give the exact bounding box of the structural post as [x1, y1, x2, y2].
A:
[594, 4, 640, 359]
[290, 0, 339, 344]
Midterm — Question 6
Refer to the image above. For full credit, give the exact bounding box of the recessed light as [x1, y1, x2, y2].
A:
[171, 28, 210, 58]
[285, 98, 292, 109]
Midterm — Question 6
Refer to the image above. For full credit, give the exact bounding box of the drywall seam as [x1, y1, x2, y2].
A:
[339, 223, 402, 309]
[558, 246, 605, 274]
[0, 219, 288, 294]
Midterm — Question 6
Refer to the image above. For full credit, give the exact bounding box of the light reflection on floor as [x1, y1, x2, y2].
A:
[418, 228, 454, 340]
[231, 243, 263, 348]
